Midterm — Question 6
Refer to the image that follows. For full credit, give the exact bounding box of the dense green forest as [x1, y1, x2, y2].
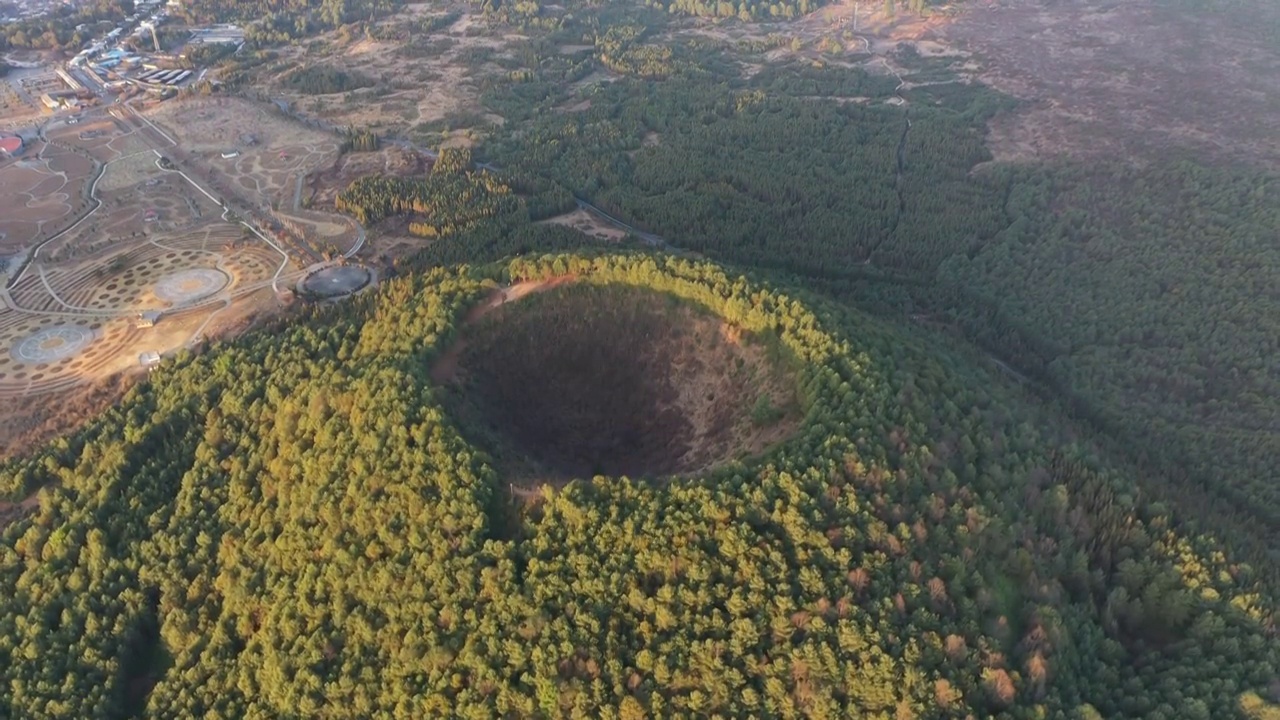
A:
[284, 64, 377, 95]
[334, 148, 519, 237]
[940, 162, 1280, 535]
[1, 252, 1277, 718]
[473, 51, 1280, 581]
[4, 0, 1280, 717]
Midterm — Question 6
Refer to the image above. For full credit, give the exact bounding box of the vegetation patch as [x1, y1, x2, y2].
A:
[284, 65, 377, 95]
[439, 282, 800, 480]
[334, 148, 517, 237]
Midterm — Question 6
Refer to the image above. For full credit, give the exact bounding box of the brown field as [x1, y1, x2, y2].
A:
[0, 143, 97, 253]
[269, 8, 522, 136]
[307, 145, 432, 209]
[946, 0, 1280, 169]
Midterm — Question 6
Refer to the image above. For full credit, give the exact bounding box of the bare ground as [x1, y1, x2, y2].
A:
[434, 280, 801, 485]
[945, 0, 1280, 168]
[269, 9, 521, 136]
[538, 208, 629, 243]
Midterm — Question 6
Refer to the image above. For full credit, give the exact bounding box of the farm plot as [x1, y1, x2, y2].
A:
[0, 144, 94, 253]
[10, 221, 277, 314]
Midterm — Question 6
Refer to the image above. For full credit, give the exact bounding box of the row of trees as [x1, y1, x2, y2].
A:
[339, 125, 380, 152]
[172, 0, 403, 45]
[284, 64, 376, 94]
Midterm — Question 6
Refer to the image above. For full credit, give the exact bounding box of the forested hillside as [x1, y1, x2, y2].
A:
[1, 253, 1277, 718]
[474, 53, 1280, 581]
[174, 0, 404, 43]
[940, 162, 1280, 533]
[4, 0, 1280, 717]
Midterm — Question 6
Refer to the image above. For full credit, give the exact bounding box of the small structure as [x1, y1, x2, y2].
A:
[40, 90, 81, 111]
[135, 310, 161, 328]
[0, 136, 23, 159]
[139, 350, 161, 367]
[221, 149, 239, 159]
[55, 67, 83, 92]
[143, 209, 158, 222]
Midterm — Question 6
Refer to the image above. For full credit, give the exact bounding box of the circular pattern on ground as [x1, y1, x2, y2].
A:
[154, 269, 230, 304]
[12, 325, 94, 364]
[302, 265, 371, 298]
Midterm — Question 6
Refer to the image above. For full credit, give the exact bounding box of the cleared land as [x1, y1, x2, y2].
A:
[0, 100, 334, 456]
[539, 208, 629, 242]
[944, 0, 1280, 168]
[267, 9, 522, 138]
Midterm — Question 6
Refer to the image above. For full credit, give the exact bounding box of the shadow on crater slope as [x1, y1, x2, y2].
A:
[436, 282, 801, 481]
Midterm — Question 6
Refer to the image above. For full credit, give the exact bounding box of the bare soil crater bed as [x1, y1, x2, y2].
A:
[434, 282, 801, 482]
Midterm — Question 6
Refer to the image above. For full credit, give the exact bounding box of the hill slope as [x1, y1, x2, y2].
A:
[0, 253, 1275, 718]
